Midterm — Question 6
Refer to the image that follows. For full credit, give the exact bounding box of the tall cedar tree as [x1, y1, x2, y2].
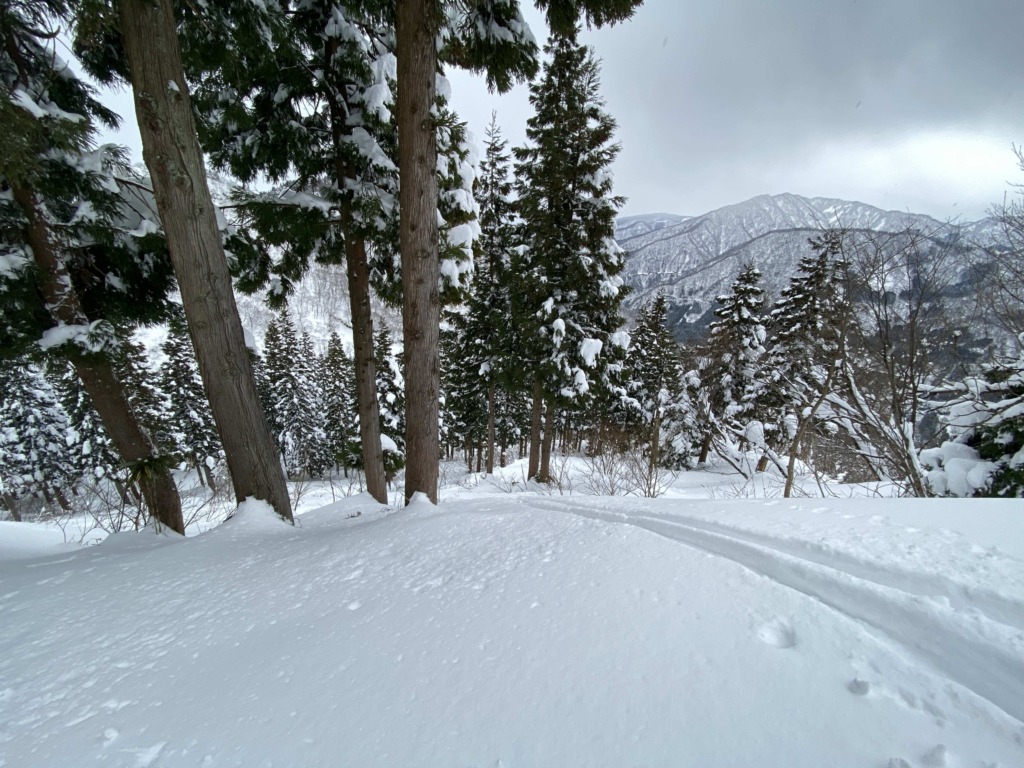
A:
[514, 29, 629, 481]
[1, 1, 184, 531]
[395, 0, 642, 503]
[468, 114, 520, 473]
[180, 1, 480, 502]
[180, 0, 397, 503]
[75, 0, 293, 521]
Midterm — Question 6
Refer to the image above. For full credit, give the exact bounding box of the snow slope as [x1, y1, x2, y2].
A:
[2, 493, 1022, 767]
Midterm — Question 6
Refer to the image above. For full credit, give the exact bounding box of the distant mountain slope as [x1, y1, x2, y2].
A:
[616, 193, 998, 339]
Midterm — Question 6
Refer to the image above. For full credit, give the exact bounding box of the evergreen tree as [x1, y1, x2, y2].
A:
[115, 328, 173, 456]
[47, 358, 124, 491]
[2, 1, 183, 531]
[463, 114, 520, 473]
[755, 233, 850, 493]
[76, 0, 294, 523]
[321, 333, 361, 473]
[263, 310, 325, 478]
[158, 309, 223, 485]
[514, 29, 629, 480]
[179, 1, 477, 504]
[374, 326, 406, 482]
[0, 358, 74, 514]
[297, 332, 332, 478]
[626, 294, 684, 469]
[394, 0, 641, 504]
[696, 264, 768, 462]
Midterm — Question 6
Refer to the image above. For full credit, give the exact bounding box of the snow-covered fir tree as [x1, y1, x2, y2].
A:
[374, 326, 405, 482]
[158, 309, 223, 486]
[263, 310, 326, 478]
[513, 28, 629, 480]
[755, 233, 851, 493]
[626, 294, 685, 469]
[0, 358, 74, 515]
[696, 263, 768, 462]
[46, 358, 124, 492]
[321, 333, 360, 474]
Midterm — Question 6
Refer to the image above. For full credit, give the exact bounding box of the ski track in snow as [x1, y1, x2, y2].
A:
[517, 496, 1024, 726]
[3, 494, 1024, 767]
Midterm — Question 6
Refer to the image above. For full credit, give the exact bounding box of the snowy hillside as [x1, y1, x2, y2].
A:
[616, 193, 996, 337]
[2, 480, 1023, 768]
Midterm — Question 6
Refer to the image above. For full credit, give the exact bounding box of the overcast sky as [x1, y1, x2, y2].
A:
[448, 0, 1024, 221]
[94, 0, 1024, 222]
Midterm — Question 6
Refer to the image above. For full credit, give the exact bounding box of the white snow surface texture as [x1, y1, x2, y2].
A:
[2, 494, 1023, 767]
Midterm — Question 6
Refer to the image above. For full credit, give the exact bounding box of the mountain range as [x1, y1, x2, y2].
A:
[223, 189, 1004, 350]
[615, 193, 1002, 339]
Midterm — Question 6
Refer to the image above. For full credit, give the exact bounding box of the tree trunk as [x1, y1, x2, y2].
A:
[2, 493, 22, 522]
[539, 397, 555, 483]
[528, 377, 542, 479]
[485, 380, 496, 475]
[117, 0, 292, 522]
[345, 237, 388, 503]
[698, 433, 713, 465]
[397, 0, 442, 505]
[324, 36, 388, 506]
[649, 410, 662, 475]
[11, 184, 184, 534]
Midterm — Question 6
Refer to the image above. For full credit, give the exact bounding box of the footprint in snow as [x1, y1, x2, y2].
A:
[846, 678, 870, 696]
[756, 618, 797, 649]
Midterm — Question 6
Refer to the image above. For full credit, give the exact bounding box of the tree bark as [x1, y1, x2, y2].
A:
[528, 377, 542, 479]
[485, 380, 496, 475]
[117, 0, 292, 521]
[324, 36, 388, 505]
[12, 185, 184, 534]
[539, 397, 555, 483]
[2, 493, 22, 522]
[397, 0, 442, 504]
[344, 235, 388, 503]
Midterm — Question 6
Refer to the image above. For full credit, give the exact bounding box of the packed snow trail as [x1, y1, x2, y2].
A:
[518, 496, 1024, 724]
[2, 495, 1023, 767]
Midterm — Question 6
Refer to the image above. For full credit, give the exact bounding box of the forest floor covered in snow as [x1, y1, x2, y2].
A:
[2, 461, 1023, 767]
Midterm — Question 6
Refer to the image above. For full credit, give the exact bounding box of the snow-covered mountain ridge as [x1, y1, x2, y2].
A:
[616, 193, 1001, 338]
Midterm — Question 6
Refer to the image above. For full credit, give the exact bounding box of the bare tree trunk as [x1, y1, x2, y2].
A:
[528, 377, 542, 479]
[345, 237, 388, 503]
[117, 0, 291, 522]
[485, 380, 496, 475]
[397, 0, 442, 504]
[649, 410, 662, 475]
[324, 37, 388, 506]
[698, 433, 712, 464]
[12, 184, 184, 534]
[2, 493, 22, 522]
[539, 397, 555, 483]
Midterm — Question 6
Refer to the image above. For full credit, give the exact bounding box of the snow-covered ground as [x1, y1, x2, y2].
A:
[2, 464, 1023, 767]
